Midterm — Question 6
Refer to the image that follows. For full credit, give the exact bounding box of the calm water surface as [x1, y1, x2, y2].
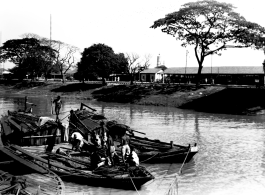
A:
[1, 95, 265, 195]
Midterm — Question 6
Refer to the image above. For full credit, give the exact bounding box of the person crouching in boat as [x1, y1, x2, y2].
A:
[126, 146, 139, 166]
[90, 131, 108, 169]
[71, 132, 84, 152]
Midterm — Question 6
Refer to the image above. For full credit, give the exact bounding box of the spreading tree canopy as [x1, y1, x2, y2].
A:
[77, 43, 127, 84]
[125, 53, 151, 84]
[21, 33, 79, 82]
[0, 38, 56, 79]
[151, 0, 265, 85]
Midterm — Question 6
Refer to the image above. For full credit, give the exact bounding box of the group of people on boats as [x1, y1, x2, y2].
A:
[70, 121, 139, 169]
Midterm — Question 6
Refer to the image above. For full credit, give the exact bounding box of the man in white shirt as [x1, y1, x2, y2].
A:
[71, 132, 84, 151]
[127, 146, 139, 166]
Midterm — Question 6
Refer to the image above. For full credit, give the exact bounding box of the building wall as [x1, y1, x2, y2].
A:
[165, 73, 264, 85]
[141, 73, 162, 82]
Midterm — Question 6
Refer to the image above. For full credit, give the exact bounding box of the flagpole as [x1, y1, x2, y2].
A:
[185, 50, 188, 83]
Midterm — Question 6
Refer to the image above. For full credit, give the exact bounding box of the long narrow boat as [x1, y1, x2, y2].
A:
[0, 169, 38, 195]
[0, 137, 65, 195]
[5, 144, 154, 190]
[1, 110, 64, 146]
[68, 103, 198, 163]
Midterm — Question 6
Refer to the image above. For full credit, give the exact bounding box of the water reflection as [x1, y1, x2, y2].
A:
[1, 96, 265, 195]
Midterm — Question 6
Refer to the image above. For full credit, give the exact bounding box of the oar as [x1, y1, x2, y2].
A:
[51, 98, 53, 115]
[80, 103, 97, 112]
[130, 129, 146, 135]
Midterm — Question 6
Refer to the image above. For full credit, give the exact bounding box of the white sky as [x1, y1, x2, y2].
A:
[0, 0, 265, 69]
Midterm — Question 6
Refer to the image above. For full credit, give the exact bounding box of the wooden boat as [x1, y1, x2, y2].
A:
[0, 110, 64, 146]
[0, 144, 65, 195]
[4, 144, 154, 190]
[0, 169, 34, 195]
[68, 103, 198, 163]
[0, 169, 65, 195]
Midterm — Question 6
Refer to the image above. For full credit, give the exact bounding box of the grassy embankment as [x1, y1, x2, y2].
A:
[1, 81, 265, 115]
[0, 81, 100, 99]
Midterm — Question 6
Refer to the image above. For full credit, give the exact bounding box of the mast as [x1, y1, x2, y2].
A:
[50, 14, 52, 47]
[0, 31, 3, 72]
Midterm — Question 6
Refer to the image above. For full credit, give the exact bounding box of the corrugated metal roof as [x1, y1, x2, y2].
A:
[163, 66, 264, 74]
[141, 68, 163, 74]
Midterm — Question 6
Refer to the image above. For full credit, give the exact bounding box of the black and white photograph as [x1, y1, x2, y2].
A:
[0, 0, 265, 194]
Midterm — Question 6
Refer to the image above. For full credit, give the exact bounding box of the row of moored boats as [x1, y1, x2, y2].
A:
[0, 101, 198, 194]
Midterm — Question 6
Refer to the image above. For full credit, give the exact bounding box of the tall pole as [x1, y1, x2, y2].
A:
[185, 50, 188, 83]
[50, 14, 52, 47]
[49, 14, 52, 81]
[211, 54, 213, 74]
[0, 31, 2, 73]
[0, 31, 3, 72]
[211, 54, 213, 85]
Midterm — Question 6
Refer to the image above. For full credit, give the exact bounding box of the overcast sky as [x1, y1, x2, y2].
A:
[1, 0, 265, 69]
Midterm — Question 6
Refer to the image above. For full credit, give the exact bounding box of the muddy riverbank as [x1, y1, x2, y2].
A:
[0, 81, 264, 115]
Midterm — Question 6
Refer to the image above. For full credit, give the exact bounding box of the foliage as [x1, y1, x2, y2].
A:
[0, 38, 56, 79]
[125, 53, 151, 84]
[151, 0, 265, 85]
[114, 53, 128, 74]
[156, 65, 167, 71]
[49, 40, 79, 83]
[77, 43, 128, 84]
[21, 33, 79, 82]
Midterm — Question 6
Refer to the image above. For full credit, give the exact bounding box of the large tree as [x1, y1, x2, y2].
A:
[21, 33, 79, 82]
[151, 0, 265, 85]
[78, 43, 127, 85]
[125, 53, 151, 85]
[51, 40, 79, 83]
[0, 38, 56, 80]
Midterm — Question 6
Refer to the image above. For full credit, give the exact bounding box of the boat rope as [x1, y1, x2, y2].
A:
[155, 161, 174, 192]
[178, 147, 191, 175]
[129, 176, 140, 195]
[59, 113, 70, 121]
[51, 110, 72, 115]
[166, 146, 191, 195]
[59, 110, 72, 115]
[139, 153, 159, 163]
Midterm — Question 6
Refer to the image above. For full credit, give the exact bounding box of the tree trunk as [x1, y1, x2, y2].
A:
[130, 74, 134, 85]
[61, 71, 65, 83]
[102, 77, 107, 86]
[196, 63, 203, 87]
[44, 73, 48, 81]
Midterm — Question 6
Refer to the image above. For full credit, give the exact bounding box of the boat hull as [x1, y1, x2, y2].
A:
[53, 170, 152, 190]
[69, 107, 199, 164]
[1, 112, 64, 146]
[7, 144, 154, 190]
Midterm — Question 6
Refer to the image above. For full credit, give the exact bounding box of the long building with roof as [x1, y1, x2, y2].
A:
[140, 66, 265, 85]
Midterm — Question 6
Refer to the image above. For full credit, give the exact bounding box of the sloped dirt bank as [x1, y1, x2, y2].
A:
[179, 87, 265, 115]
[1, 81, 264, 115]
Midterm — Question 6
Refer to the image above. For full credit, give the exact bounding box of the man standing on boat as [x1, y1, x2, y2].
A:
[53, 96, 62, 122]
[99, 121, 108, 136]
[103, 131, 116, 166]
[120, 133, 131, 164]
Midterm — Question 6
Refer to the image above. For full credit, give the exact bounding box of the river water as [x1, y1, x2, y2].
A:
[0, 95, 265, 195]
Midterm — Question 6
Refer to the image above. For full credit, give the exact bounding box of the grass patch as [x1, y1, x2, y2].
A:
[13, 81, 48, 89]
[51, 83, 102, 92]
